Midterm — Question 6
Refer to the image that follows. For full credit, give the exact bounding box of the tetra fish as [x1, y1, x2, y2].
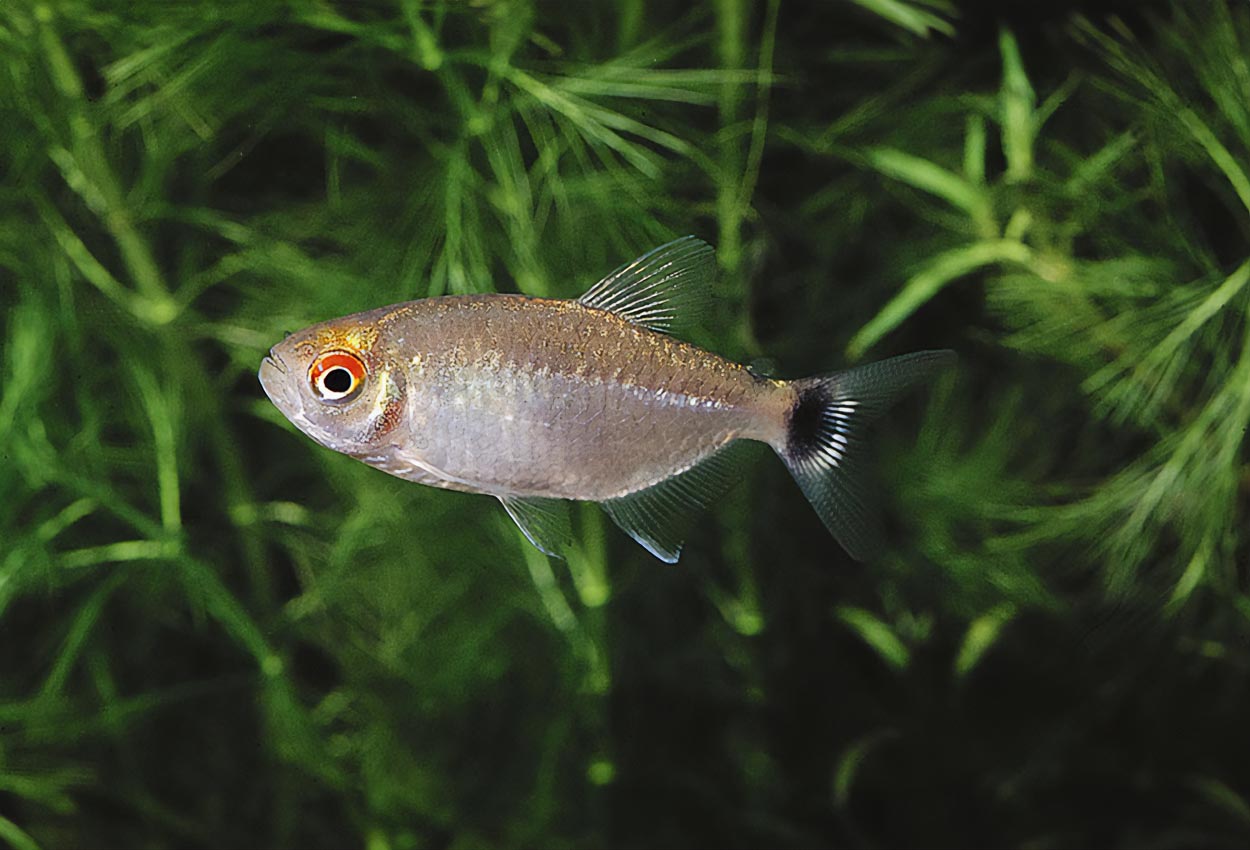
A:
[258, 237, 952, 562]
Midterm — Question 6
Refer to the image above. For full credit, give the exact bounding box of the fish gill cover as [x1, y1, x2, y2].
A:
[0, 0, 1248, 848]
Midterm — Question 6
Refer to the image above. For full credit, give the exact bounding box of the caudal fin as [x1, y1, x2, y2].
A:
[776, 350, 955, 560]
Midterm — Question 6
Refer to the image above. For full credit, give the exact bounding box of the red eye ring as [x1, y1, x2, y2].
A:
[309, 351, 367, 402]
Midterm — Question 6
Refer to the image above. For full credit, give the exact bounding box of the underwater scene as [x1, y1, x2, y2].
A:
[2, 1, 1249, 847]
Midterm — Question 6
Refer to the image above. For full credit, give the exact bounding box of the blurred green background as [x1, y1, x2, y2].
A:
[3, 0, 1250, 847]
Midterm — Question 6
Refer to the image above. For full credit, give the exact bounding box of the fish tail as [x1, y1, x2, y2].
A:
[774, 350, 955, 560]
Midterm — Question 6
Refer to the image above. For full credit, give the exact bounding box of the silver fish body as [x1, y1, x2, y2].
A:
[259, 237, 953, 562]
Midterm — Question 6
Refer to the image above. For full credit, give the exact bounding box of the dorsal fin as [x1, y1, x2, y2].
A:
[577, 236, 715, 334]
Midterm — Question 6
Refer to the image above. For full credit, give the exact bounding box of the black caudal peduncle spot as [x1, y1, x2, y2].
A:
[787, 384, 831, 461]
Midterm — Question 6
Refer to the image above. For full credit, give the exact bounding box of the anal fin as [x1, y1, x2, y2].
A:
[600, 441, 754, 563]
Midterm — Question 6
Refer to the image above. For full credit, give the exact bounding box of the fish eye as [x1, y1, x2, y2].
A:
[309, 351, 366, 403]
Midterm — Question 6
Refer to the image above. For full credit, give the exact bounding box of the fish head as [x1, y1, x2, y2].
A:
[258, 314, 408, 457]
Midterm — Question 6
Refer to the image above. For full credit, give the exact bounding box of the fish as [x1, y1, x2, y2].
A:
[258, 237, 953, 562]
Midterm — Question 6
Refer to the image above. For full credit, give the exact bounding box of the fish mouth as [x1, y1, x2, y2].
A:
[258, 350, 295, 409]
[263, 347, 288, 375]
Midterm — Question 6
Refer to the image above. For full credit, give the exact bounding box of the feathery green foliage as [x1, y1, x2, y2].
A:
[2, 1, 1249, 847]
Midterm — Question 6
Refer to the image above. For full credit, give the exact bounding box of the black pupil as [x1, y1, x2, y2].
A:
[323, 367, 353, 394]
